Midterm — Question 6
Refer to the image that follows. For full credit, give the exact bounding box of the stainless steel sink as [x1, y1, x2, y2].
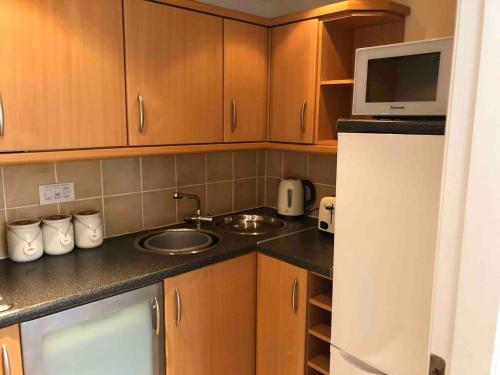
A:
[135, 228, 220, 255]
[215, 214, 287, 235]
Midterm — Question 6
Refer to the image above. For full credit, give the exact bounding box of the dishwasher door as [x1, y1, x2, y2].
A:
[21, 283, 164, 375]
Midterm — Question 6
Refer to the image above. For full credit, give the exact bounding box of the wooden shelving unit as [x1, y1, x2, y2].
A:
[306, 272, 333, 375]
[314, 11, 406, 145]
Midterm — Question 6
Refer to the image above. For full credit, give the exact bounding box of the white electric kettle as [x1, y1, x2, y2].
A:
[277, 178, 316, 217]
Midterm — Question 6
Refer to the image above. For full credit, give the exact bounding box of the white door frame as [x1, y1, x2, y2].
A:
[431, 0, 500, 373]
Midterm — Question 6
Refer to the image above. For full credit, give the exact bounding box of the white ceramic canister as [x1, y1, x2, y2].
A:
[73, 210, 104, 249]
[7, 219, 44, 262]
[41, 214, 75, 255]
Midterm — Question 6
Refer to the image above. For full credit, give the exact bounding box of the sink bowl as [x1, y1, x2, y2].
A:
[135, 228, 220, 255]
[215, 214, 287, 236]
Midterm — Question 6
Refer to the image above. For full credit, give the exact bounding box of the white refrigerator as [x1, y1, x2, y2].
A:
[330, 126, 444, 374]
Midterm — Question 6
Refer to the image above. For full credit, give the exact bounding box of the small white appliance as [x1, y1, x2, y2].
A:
[318, 196, 335, 234]
[330, 122, 445, 374]
[352, 37, 453, 117]
[277, 178, 315, 217]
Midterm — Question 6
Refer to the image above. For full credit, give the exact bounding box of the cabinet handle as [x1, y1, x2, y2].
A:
[2, 344, 11, 375]
[152, 297, 160, 336]
[175, 288, 182, 326]
[138, 94, 145, 134]
[0, 93, 4, 136]
[300, 100, 307, 133]
[231, 99, 237, 132]
[291, 279, 298, 314]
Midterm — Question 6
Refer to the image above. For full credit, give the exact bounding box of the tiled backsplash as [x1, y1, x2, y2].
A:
[0, 149, 336, 258]
[262, 151, 337, 215]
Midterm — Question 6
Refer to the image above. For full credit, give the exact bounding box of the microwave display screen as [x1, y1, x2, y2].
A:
[366, 52, 441, 103]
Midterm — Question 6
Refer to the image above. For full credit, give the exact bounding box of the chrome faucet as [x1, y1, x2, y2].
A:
[173, 192, 213, 227]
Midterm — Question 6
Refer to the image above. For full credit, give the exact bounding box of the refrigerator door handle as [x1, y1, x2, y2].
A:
[335, 347, 386, 374]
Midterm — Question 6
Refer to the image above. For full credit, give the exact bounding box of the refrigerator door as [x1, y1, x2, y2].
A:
[331, 346, 385, 375]
[332, 133, 444, 375]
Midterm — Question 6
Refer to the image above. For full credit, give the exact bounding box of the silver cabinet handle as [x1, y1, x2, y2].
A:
[175, 289, 182, 326]
[0, 93, 4, 136]
[2, 344, 11, 375]
[138, 94, 145, 134]
[231, 99, 237, 132]
[291, 279, 298, 314]
[152, 297, 160, 336]
[300, 100, 307, 133]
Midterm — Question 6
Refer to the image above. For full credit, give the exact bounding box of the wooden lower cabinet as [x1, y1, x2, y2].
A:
[164, 253, 256, 375]
[256, 254, 308, 375]
[0, 325, 23, 375]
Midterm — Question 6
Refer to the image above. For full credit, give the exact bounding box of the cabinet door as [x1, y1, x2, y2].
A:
[0, 0, 127, 151]
[256, 254, 308, 375]
[224, 20, 268, 142]
[270, 19, 319, 144]
[0, 325, 23, 375]
[124, 0, 223, 146]
[164, 253, 256, 375]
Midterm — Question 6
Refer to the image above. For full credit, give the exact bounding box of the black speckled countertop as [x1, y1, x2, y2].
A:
[0, 207, 334, 329]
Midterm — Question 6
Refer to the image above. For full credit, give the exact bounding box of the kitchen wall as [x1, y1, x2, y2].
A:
[397, 0, 457, 41]
[0, 150, 337, 258]
[262, 151, 337, 216]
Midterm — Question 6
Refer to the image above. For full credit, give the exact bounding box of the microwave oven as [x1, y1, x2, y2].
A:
[352, 37, 453, 117]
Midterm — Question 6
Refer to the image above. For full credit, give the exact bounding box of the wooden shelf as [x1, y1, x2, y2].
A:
[320, 79, 354, 86]
[309, 323, 331, 343]
[310, 294, 333, 312]
[308, 355, 330, 375]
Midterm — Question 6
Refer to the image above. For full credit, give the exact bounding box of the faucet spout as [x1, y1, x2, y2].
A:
[172, 192, 212, 227]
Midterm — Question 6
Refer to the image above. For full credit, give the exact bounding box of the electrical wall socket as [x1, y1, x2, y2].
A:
[39, 182, 75, 205]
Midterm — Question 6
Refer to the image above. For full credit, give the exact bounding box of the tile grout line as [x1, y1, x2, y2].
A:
[264, 150, 268, 206]
[1, 167, 8, 226]
[139, 157, 145, 230]
[255, 150, 259, 206]
[231, 152, 235, 212]
[99, 160, 106, 237]
[174, 155, 178, 222]
[204, 153, 208, 215]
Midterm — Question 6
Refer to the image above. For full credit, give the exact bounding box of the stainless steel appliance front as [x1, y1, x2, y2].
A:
[21, 283, 164, 375]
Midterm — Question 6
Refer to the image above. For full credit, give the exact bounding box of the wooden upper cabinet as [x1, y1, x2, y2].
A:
[256, 254, 308, 375]
[270, 19, 319, 144]
[0, 325, 24, 375]
[124, 0, 223, 146]
[0, 0, 127, 151]
[164, 253, 256, 375]
[224, 20, 268, 142]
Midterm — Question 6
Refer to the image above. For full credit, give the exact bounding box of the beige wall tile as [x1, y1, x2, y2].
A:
[234, 178, 257, 211]
[60, 198, 103, 216]
[143, 189, 176, 229]
[257, 150, 266, 176]
[0, 211, 6, 258]
[207, 182, 233, 215]
[104, 194, 142, 237]
[265, 177, 280, 208]
[266, 150, 282, 178]
[309, 153, 337, 185]
[102, 158, 140, 196]
[142, 155, 176, 191]
[7, 204, 58, 222]
[310, 184, 336, 217]
[257, 177, 266, 206]
[0, 170, 4, 210]
[4, 164, 55, 207]
[206, 152, 232, 182]
[234, 151, 257, 179]
[57, 160, 102, 199]
[177, 154, 206, 187]
[283, 152, 308, 179]
[177, 185, 206, 219]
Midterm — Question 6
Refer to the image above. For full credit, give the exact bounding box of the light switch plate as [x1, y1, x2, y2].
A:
[39, 182, 75, 205]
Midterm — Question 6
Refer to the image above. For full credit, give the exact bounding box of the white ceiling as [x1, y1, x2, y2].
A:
[197, 0, 342, 18]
